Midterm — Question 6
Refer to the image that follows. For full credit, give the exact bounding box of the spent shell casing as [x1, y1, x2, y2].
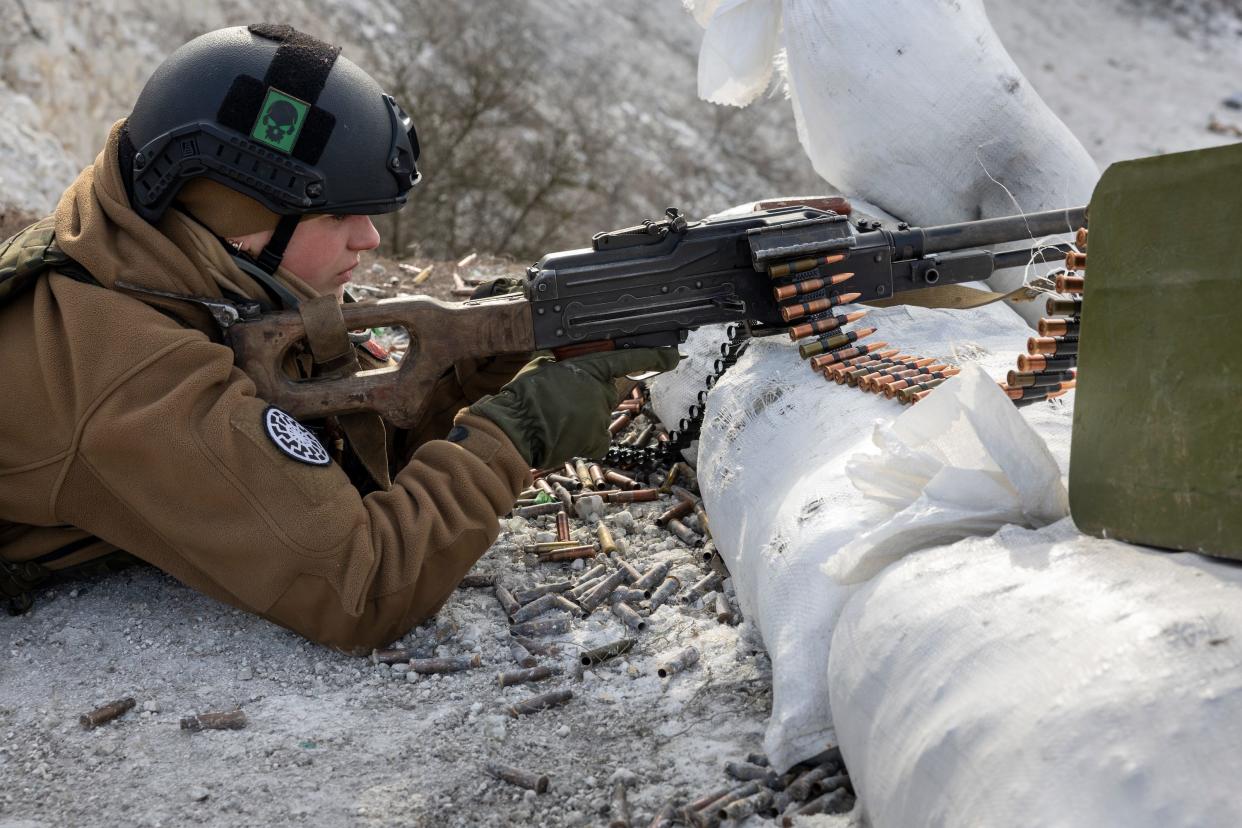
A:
[725, 761, 774, 782]
[510, 639, 538, 668]
[608, 412, 633, 436]
[551, 595, 583, 616]
[588, 463, 608, 489]
[781, 789, 852, 826]
[779, 765, 833, 807]
[630, 423, 657, 448]
[511, 593, 564, 624]
[796, 325, 877, 359]
[693, 503, 712, 539]
[613, 588, 648, 605]
[648, 800, 679, 828]
[715, 592, 736, 625]
[687, 785, 735, 814]
[580, 638, 636, 667]
[1027, 335, 1079, 357]
[513, 581, 573, 604]
[1006, 369, 1076, 389]
[458, 573, 494, 589]
[80, 697, 136, 729]
[533, 477, 555, 497]
[552, 482, 574, 511]
[656, 646, 700, 678]
[512, 635, 560, 656]
[1075, 226, 1088, 251]
[597, 522, 619, 556]
[613, 556, 643, 583]
[707, 781, 762, 820]
[569, 575, 606, 601]
[666, 518, 704, 548]
[180, 709, 247, 732]
[536, 545, 598, 563]
[669, 484, 701, 504]
[1038, 316, 1081, 337]
[573, 459, 595, 489]
[605, 488, 660, 504]
[633, 562, 671, 596]
[767, 252, 846, 279]
[787, 308, 867, 340]
[510, 617, 572, 637]
[555, 511, 571, 542]
[506, 688, 574, 717]
[1046, 296, 1083, 316]
[372, 648, 413, 665]
[494, 584, 521, 618]
[683, 572, 724, 604]
[747, 752, 770, 767]
[647, 576, 682, 611]
[604, 470, 640, 490]
[572, 562, 609, 589]
[611, 601, 647, 631]
[1016, 353, 1077, 373]
[610, 782, 632, 828]
[722, 790, 775, 822]
[512, 502, 563, 518]
[656, 498, 695, 526]
[484, 761, 550, 793]
[1055, 273, 1085, 294]
[523, 541, 579, 555]
[546, 473, 581, 491]
[579, 569, 634, 613]
[409, 654, 482, 674]
[497, 665, 556, 688]
[1065, 250, 1087, 271]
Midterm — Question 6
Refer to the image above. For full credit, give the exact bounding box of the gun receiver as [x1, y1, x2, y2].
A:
[228, 202, 1085, 426]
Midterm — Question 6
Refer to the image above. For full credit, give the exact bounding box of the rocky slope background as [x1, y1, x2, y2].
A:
[2, 1, 1242, 827]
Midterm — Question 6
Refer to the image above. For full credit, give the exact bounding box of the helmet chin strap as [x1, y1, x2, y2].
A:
[256, 214, 302, 274]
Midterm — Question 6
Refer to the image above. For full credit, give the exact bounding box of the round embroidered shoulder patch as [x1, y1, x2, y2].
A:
[263, 407, 331, 466]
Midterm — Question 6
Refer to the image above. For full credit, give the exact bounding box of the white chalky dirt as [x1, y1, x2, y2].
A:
[3, 0, 1241, 826]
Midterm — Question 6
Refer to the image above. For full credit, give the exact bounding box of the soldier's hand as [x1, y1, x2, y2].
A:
[468, 348, 681, 469]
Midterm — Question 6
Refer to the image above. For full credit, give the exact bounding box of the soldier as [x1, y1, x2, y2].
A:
[0, 24, 675, 651]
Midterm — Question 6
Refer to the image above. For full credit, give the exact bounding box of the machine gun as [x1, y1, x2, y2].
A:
[227, 201, 1086, 427]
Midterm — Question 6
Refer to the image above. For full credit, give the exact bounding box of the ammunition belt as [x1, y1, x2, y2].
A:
[606, 324, 752, 470]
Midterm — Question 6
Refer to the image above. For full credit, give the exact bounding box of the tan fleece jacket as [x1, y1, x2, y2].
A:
[0, 122, 530, 652]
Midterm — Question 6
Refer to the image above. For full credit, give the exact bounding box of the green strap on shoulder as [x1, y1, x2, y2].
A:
[0, 215, 98, 306]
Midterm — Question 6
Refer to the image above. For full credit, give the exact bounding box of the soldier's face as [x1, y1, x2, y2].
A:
[281, 214, 382, 300]
[234, 214, 381, 301]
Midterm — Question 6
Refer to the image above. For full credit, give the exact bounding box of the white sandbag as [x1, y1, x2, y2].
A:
[828, 365, 1068, 585]
[684, 0, 1100, 326]
[829, 520, 1242, 828]
[695, 294, 1041, 770]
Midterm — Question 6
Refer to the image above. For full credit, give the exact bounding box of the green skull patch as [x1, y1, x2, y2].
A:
[251, 88, 310, 154]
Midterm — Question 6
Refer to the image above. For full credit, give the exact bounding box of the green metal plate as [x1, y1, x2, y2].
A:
[1070, 142, 1242, 558]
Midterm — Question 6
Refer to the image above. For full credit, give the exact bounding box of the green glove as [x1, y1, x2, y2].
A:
[469, 348, 681, 468]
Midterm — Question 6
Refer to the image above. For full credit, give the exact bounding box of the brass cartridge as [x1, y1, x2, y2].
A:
[725, 762, 773, 782]
[656, 646, 701, 678]
[1055, 273, 1085, 294]
[512, 582, 573, 604]
[546, 473, 581, 491]
[522, 541, 579, 555]
[1006, 369, 1076, 389]
[511, 593, 564, 624]
[580, 638, 636, 667]
[509, 639, 537, 668]
[579, 569, 633, 613]
[80, 697, 136, 729]
[497, 665, 556, 688]
[767, 253, 846, 279]
[573, 459, 595, 490]
[409, 654, 482, 675]
[512, 635, 560, 656]
[596, 522, 619, 556]
[715, 592, 736, 625]
[788, 307, 867, 341]
[1027, 336, 1079, 357]
[180, 709, 247, 732]
[604, 470, 641, 490]
[555, 511, 571, 542]
[780, 789, 851, 826]
[604, 488, 660, 504]
[1065, 250, 1088, 271]
[808, 342, 890, 369]
[372, 648, 413, 665]
[721, 790, 775, 822]
[588, 463, 608, 489]
[1075, 227, 1088, 251]
[458, 573, 495, 589]
[608, 413, 633, 436]
[1046, 297, 1083, 316]
[484, 761, 550, 793]
[796, 326, 877, 359]
[1016, 353, 1077, 373]
[1037, 317, 1080, 337]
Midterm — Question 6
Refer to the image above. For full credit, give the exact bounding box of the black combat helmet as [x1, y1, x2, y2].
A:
[124, 23, 420, 272]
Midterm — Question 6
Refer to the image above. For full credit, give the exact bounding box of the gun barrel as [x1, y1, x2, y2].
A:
[917, 207, 1086, 255]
